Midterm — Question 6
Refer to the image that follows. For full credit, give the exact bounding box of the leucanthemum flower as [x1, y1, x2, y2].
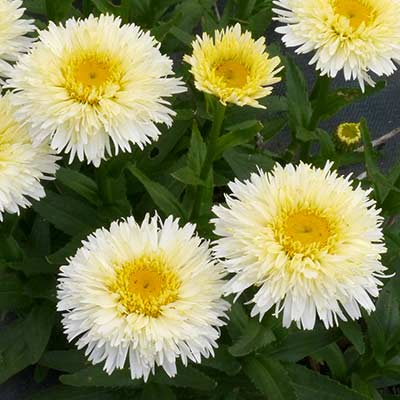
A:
[0, 0, 34, 82]
[273, 0, 400, 90]
[184, 23, 282, 108]
[0, 93, 58, 220]
[212, 162, 387, 330]
[57, 215, 228, 381]
[8, 14, 186, 166]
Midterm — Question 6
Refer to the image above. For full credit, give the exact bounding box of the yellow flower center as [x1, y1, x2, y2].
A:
[336, 122, 361, 146]
[110, 253, 181, 318]
[333, 0, 374, 29]
[215, 60, 248, 88]
[62, 52, 123, 104]
[275, 210, 337, 258]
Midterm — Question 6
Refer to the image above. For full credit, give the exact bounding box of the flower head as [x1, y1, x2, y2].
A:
[335, 122, 362, 150]
[212, 162, 387, 330]
[184, 23, 282, 108]
[8, 14, 186, 166]
[0, 0, 34, 82]
[273, 0, 400, 90]
[57, 215, 228, 381]
[0, 93, 58, 220]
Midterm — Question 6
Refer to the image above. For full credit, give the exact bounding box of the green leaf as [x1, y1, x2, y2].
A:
[242, 356, 296, 400]
[312, 344, 347, 381]
[57, 167, 99, 206]
[33, 191, 101, 236]
[0, 272, 31, 310]
[227, 301, 251, 341]
[187, 121, 207, 176]
[215, 121, 263, 158]
[46, 235, 84, 265]
[45, 0, 73, 21]
[359, 119, 399, 204]
[224, 147, 275, 180]
[352, 374, 383, 400]
[0, 302, 55, 384]
[7, 257, 57, 276]
[169, 26, 193, 46]
[171, 166, 205, 186]
[312, 81, 386, 123]
[268, 328, 342, 362]
[287, 364, 369, 400]
[126, 164, 186, 219]
[367, 280, 400, 365]
[140, 383, 176, 400]
[284, 56, 312, 131]
[90, 0, 118, 13]
[30, 386, 118, 400]
[340, 320, 365, 355]
[152, 365, 217, 391]
[202, 345, 242, 375]
[60, 365, 142, 388]
[40, 350, 88, 373]
[229, 319, 276, 357]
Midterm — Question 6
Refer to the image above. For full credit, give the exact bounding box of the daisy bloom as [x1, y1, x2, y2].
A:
[0, 93, 58, 220]
[8, 14, 186, 167]
[273, 0, 400, 90]
[184, 23, 282, 108]
[335, 122, 362, 151]
[212, 162, 387, 330]
[0, 0, 34, 82]
[57, 215, 228, 381]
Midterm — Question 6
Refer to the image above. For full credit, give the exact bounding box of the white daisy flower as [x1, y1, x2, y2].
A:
[57, 215, 228, 381]
[273, 0, 400, 90]
[0, 93, 58, 220]
[0, 0, 34, 82]
[8, 14, 186, 166]
[212, 162, 387, 330]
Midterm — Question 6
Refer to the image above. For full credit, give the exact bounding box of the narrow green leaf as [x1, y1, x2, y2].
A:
[46, 0, 73, 21]
[152, 365, 217, 391]
[312, 81, 386, 123]
[224, 147, 275, 180]
[287, 364, 369, 400]
[126, 164, 186, 219]
[216, 120, 263, 158]
[40, 350, 88, 373]
[229, 319, 276, 357]
[0, 272, 31, 310]
[33, 191, 100, 236]
[243, 356, 296, 400]
[312, 344, 347, 381]
[202, 345, 241, 375]
[7, 257, 57, 276]
[0, 302, 55, 384]
[169, 26, 193, 46]
[340, 320, 365, 355]
[284, 56, 312, 131]
[367, 280, 400, 365]
[268, 328, 342, 362]
[140, 383, 176, 400]
[171, 166, 205, 186]
[57, 167, 99, 206]
[30, 386, 118, 400]
[60, 365, 142, 388]
[90, 0, 118, 13]
[187, 121, 207, 176]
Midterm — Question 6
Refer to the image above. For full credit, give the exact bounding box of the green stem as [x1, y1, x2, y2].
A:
[191, 101, 226, 219]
